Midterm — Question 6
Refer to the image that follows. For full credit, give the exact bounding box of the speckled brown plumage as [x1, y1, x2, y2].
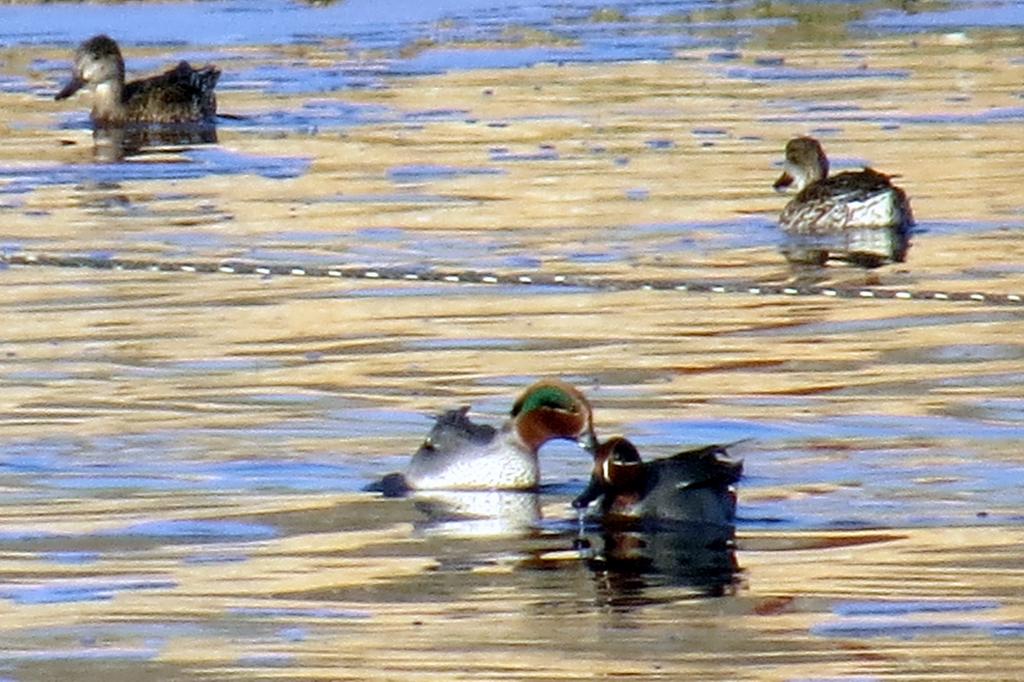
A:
[773, 137, 913, 266]
[56, 34, 219, 126]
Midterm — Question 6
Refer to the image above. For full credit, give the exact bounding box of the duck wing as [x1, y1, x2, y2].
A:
[124, 61, 220, 122]
[416, 407, 498, 458]
[653, 444, 742, 491]
[784, 169, 912, 235]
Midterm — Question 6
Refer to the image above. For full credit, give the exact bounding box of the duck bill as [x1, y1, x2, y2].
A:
[55, 75, 85, 101]
[571, 474, 604, 510]
[773, 170, 794, 193]
[577, 430, 599, 454]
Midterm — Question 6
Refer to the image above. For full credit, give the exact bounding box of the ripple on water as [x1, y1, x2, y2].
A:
[738, 311, 1023, 337]
[221, 99, 389, 130]
[387, 164, 504, 181]
[228, 606, 371, 620]
[883, 342, 1024, 364]
[394, 47, 585, 75]
[33, 520, 275, 541]
[726, 65, 910, 82]
[860, 5, 1024, 31]
[230, 65, 384, 95]
[812, 618, 1024, 640]
[834, 599, 1001, 616]
[40, 551, 101, 565]
[0, 149, 309, 193]
[0, 647, 158, 663]
[0, 578, 176, 605]
[1, 1, 1023, 678]
[489, 146, 560, 161]
[963, 398, 1024, 423]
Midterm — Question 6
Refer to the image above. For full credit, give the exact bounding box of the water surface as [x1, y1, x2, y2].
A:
[0, 0, 1023, 679]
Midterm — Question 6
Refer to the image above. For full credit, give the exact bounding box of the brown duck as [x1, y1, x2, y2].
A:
[55, 34, 219, 126]
[773, 136, 913, 267]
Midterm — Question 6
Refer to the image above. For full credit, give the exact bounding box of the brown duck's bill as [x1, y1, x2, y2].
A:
[55, 76, 85, 101]
[773, 170, 794, 192]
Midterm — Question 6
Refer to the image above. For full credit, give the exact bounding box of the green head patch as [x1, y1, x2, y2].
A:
[511, 384, 578, 417]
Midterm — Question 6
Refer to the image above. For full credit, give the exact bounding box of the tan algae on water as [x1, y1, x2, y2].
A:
[0, 15, 1022, 682]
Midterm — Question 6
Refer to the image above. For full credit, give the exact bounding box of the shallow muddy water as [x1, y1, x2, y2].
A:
[0, 0, 1023, 680]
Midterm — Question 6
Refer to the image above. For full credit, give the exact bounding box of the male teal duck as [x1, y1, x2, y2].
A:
[55, 34, 219, 126]
[773, 136, 913, 268]
[573, 436, 741, 529]
[369, 379, 598, 495]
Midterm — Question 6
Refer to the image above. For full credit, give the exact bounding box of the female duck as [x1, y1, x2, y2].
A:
[370, 379, 598, 495]
[55, 34, 219, 126]
[573, 436, 741, 529]
[773, 136, 913, 267]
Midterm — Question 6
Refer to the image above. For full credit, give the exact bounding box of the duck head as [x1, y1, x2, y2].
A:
[572, 436, 644, 510]
[773, 136, 829, 193]
[509, 379, 598, 455]
[55, 35, 126, 101]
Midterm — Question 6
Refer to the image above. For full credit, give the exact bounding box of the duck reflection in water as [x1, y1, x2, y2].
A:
[573, 437, 743, 596]
[576, 527, 740, 600]
[89, 125, 218, 162]
[408, 490, 542, 537]
[55, 34, 220, 161]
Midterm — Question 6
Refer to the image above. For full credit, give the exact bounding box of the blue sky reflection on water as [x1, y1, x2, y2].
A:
[2, 0, 713, 50]
[2, 0, 1017, 73]
[0, 2, 1023, 677]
